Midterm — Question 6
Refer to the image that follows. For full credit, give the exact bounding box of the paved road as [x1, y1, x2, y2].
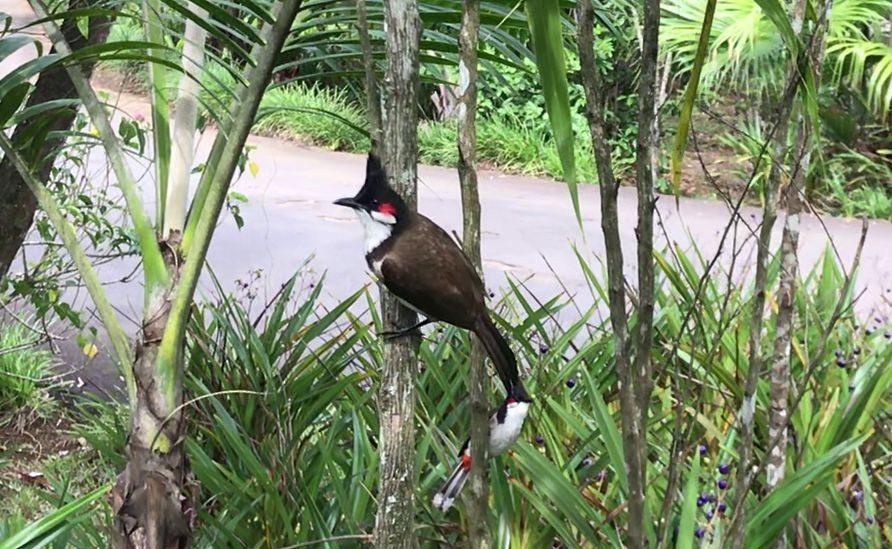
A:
[80, 132, 891, 324]
[4, 1, 891, 394]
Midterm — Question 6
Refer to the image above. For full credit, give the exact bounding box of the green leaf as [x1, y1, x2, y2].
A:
[746, 436, 864, 548]
[676, 451, 701, 549]
[670, 0, 717, 194]
[0, 82, 30, 127]
[524, 0, 580, 227]
[514, 443, 605, 545]
[0, 33, 40, 63]
[143, 0, 171, 230]
[749, 0, 797, 54]
[585, 374, 628, 494]
[0, 484, 109, 549]
[12, 98, 79, 125]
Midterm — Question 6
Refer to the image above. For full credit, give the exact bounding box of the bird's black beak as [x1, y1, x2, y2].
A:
[334, 197, 361, 210]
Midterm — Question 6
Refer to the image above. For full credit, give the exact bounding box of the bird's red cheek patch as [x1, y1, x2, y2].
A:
[378, 202, 397, 216]
[461, 453, 472, 471]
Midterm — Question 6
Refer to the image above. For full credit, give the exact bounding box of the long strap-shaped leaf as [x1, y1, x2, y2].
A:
[0, 133, 136, 405]
[28, 0, 170, 302]
[745, 436, 865, 548]
[0, 483, 111, 549]
[525, 0, 581, 228]
[670, 0, 717, 195]
[143, 0, 172, 231]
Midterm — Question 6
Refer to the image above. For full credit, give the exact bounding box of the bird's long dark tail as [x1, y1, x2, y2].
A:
[474, 314, 529, 400]
[432, 458, 470, 511]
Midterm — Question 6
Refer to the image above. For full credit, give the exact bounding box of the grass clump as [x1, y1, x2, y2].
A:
[255, 84, 370, 151]
[0, 322, 54, 426]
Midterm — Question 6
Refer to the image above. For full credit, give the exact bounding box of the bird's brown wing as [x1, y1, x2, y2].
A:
[379, 214, 484, 329]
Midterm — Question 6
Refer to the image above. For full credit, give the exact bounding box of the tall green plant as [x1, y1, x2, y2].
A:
[1, 0, 303, 544]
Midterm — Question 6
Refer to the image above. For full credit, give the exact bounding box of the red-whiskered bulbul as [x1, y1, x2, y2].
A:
[334, 154, 531, 401]
[432, 387, 530, 511]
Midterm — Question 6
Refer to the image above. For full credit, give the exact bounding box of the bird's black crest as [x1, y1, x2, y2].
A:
[353, 152, 388, 202]
[366, 153, 385, 184]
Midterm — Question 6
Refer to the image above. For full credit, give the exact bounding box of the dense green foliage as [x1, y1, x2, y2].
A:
[3, 0, 892, 546]
[4, 246, 889, 546]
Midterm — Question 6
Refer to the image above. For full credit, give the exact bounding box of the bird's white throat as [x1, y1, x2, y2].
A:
[355, 209, 394, 254]
[490, 401, 529, 456]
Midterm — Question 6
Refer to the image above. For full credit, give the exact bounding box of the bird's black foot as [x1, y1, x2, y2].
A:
[379, 318, 434, 341]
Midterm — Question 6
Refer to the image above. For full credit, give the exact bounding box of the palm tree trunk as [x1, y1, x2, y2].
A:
[110, 3, 304, 546]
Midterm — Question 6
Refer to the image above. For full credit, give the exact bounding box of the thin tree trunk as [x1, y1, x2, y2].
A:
[728, 4, 827, 543]
[576, 2, 645, 546]
[763, 0, 810, 501]
[636, 0, 660, 425]
[630, 0, 661, 543]
[0, 0, 109, 282]
[766, 5, 832, 547]
[375, 2, 422, 547]
[356, 0, 382, 155]
[457, 0, 490, 545]
[728, 81, 794, 549]
[764, 148, 803, 549]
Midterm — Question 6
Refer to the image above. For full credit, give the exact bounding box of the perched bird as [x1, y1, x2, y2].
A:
[334, 153, 531, 401]
[432, 388, 530, 511]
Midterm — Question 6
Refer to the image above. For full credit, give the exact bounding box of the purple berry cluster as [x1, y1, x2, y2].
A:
[864, 314, 891, 339]
[691, 447, 733, 540]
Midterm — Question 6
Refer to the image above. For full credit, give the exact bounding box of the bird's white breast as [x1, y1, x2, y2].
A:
[489, 402, 529, 456]
[355, 209, 393, 255]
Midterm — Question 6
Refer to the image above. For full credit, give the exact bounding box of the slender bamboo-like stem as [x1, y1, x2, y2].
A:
[160, 0, 303, 408]
[181, 7, 277, 252]
[28, 0, 170, 301]
[728, 3, 831, 542]
[164, 5, 208, 237]
[0, 134, 136, 406]
[375, 2, 422, 547]
[457, 0, 490, 544]
[577, 2, 644, 545]
[356, 0, 382, 155]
